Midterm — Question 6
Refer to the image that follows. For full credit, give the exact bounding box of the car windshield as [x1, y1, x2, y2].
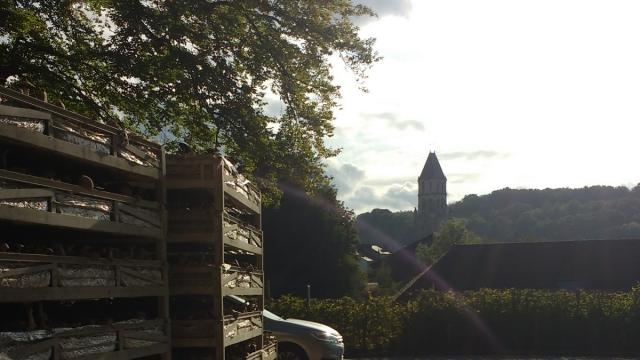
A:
[263, 309, 285, 321]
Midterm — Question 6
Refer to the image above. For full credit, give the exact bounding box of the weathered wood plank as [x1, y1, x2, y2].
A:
[121, 331, 168, 343]
[0, 205, 163, 239]
[0, 104, 51, 119]
[0, 169, 159, 208]
[223, 237, 263, 255]
[0, 263, 54, 279]
[222, 287, 263, 296]
[224, 184, 261, 213]
[0, 126, 161, 180]
[118, 203, 162, 228]
[119, 266, 164, 286]
[224, 328, 262, 347]
[0, 188, 55, 200]
[0, 252, 161, 267]
[0, 285, 166, 302]
[72, 343, 170, 360]
[122, 144, 159, 167]
[7, 338, 57, 358]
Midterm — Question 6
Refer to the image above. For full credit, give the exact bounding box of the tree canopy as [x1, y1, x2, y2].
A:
[415, 218, 481, 265]
[262, 183, 364, 298]
[0, 0, 379, 202]
[356, 185, 640, 246]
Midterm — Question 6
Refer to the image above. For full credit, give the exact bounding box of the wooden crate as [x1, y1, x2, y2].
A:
[0, 87, 163, 180]
[0, 253, 165, 302]
[0, 169, 163, 239]
[245, 341, 277, 360]
[172, 312, 262, 348]
[168, 265, 263, 296]
[0, 319, 169, 360]
[168, 211, 262, 254]
[166, 155, 261, 214]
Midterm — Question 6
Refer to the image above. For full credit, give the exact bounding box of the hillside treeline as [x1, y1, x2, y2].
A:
[356, 185, 640, 245]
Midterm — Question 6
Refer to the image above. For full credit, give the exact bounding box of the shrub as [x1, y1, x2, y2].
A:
[269, 287, 640, 356]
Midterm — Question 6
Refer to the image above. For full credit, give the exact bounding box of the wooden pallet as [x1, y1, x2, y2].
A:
[166, 155, 261, 214]
[0, 253, 165, 302]
[245, 341, 278, 360]
[168, 212, 262, 254]
[0, 169, 163, 239]
[0, 88, 163, 181]
[169, 265, 263, 297]
[1, 319, 170, 360]
[172, 311, 263, 348]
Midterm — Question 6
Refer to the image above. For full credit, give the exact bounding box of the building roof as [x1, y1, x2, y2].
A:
[357, 243, 392, 262]
[419, 152, 446, 180]
[397, 238, 640, 299]
[378, 233, 433, 283]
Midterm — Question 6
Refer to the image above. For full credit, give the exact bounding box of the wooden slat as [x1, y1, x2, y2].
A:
[112, 319, 166, 331]
[0, 252, 161, 267]
[72, 343, 170, 360]
[224, 237, 263, 255]
[121, 330, 168, 343]
[0, 169, 159, 209]
[222, 287, 263, 296]
[224, 328, 262, 347]
[224, 184, 261, 213]
[0, 86, 116, 133]
[0, 285, 166, 302]
[0, 188, 55, 200]
[0, 125, 161, 180]
[0, 205, 163, 239]
[0, 263, 54, 279]
[7, 338, 57, 358]
[118, 203, 162, 228]
[0, 104, 51, 119]
[122, 144, 159, 167]
[119, 266, 164, 286]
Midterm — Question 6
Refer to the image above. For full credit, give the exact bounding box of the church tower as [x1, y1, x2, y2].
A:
[415, 151, 447, 238]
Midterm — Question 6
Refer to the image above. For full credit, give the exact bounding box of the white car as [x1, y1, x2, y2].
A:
[226, 296, 344, 360]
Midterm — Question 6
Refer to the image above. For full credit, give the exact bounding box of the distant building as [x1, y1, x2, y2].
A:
[375, 234, 433, 283]
[397, 239, 640, 300]
[414, 151, 447, 239]
[356, 243, 392, 272]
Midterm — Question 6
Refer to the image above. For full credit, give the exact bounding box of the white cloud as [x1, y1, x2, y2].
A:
[328, 0, 640, 214]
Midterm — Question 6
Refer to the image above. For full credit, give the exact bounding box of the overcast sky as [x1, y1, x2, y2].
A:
[324, 0, 640, 214]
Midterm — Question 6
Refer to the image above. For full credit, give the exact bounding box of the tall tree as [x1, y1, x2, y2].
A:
[0, 0, 379, 202]
[416, 218, 481, 265]
[262, 183, 364, 298]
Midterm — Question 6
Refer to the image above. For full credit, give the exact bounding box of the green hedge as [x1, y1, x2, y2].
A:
[268, 287, 640, 357]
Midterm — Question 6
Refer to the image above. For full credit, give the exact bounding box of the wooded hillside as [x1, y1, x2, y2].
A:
[356, 185, 640, 245]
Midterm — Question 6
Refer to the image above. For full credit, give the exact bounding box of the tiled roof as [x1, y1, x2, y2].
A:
[420, 152, 446, 180]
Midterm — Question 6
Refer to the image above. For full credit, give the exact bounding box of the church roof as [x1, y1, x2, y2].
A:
[419, 152, 446, 180]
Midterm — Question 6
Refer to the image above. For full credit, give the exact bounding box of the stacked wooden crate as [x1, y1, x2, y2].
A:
[166, 155, 277, 360]
[0, 87, 171, 360]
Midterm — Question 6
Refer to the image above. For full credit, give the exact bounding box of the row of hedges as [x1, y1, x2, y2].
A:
[268, 287, 640, 357]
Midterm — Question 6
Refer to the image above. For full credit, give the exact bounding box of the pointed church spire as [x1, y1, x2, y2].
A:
[419, 151, 446, 180]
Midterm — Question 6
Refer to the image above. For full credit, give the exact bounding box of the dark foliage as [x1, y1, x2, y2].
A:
[355, 208, 414, 249]
[451, 185, 640, 242]
[272, 288, 640, 357]
[0, 0, 379, 203]
[263, 183, 364, 298]
[357, 185, 640, 245]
